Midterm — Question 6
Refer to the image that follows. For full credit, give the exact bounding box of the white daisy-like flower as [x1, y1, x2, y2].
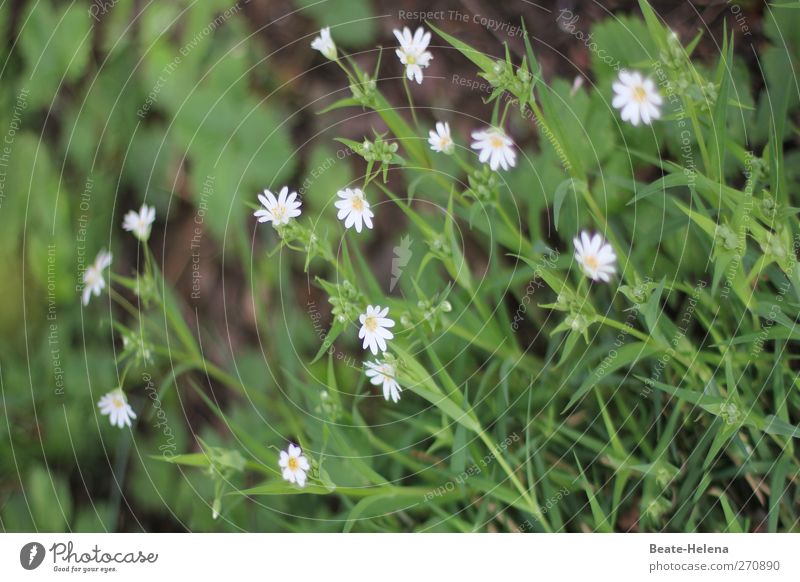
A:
[393, 26, 433, 84]
[335, 187, 374, 233]
[573, 231, 617, 282]
[359, 305, 395, 355]
[612, 70, 663, 126]
[122, 203, 156, 241]
[82, 250, 113, 306]
[365, 360, 402, 403]
[97, 389, 136, 429]
[428, 122, 454, 154]
[311, 27, 337, 60]
[279, 443, 310, 488]
[471, 128, 516, 171]
[254, 186, 302, 228]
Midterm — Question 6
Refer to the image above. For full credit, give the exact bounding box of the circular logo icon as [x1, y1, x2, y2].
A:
[20, 542, 46, 570]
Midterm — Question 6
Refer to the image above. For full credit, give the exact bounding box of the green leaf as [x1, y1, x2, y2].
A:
[294, 0, 377, 47]
[310, 320, 345, 365]
[428, 23, 496, 74]
[564, 343, 660, 411]
[707, 28, 733, 182]
[19, 3, 92, 108]
[28, 466, 72, 532]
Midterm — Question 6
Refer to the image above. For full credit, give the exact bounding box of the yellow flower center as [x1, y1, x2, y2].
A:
[489, 135, 504, 149]
[112, 397, 124, 409]
[633, 85, 647, 103]
[273, 204, 287, 220]
[406, 54, 417, 65]
[584, 255, 599, 270]
[351, 196, 364, 212]
[364, 315, 378, 332]
[287, 456, 299, 471]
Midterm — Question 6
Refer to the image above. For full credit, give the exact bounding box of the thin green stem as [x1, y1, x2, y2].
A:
[402, 76, 419, 127]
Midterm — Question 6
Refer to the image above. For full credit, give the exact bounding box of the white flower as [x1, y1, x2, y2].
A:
[122, 203, 156, 241]
[279, 443, 310, 487]
[335, 187, 374, 233]
[97, 389, 136, 429]
[365, 360, 402, 403]
[471, 128, 516, 171]
[311, 27, 337, 60]
[573, 231, 617, 282]
[254, 186, 302, 228]
[358, 305, 395, 355]
[393, 26, 433, 84]
[612, 70, 663, 126]
[428, 122, 454, 154]
[82, 250, 112, 306]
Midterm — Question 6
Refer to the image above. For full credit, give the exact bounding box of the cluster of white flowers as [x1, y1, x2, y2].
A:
[83, 204, 157, 307]
[89, 204, 161, 428]
[358, 306, 401, 403]
[253, 183, 401, 401]
[264, 25, 645, 483]
[89, 27, 641, 482]
[428, 121, 518, 173]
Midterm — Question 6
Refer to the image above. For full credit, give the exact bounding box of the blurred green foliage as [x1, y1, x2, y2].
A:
[1, 0, 799, 534]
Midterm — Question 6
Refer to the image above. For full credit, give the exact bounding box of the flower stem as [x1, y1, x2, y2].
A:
[402, 76, 419, 127]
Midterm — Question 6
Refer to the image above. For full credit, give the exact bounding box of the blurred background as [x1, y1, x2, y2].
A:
[0, 0, 779, 531]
